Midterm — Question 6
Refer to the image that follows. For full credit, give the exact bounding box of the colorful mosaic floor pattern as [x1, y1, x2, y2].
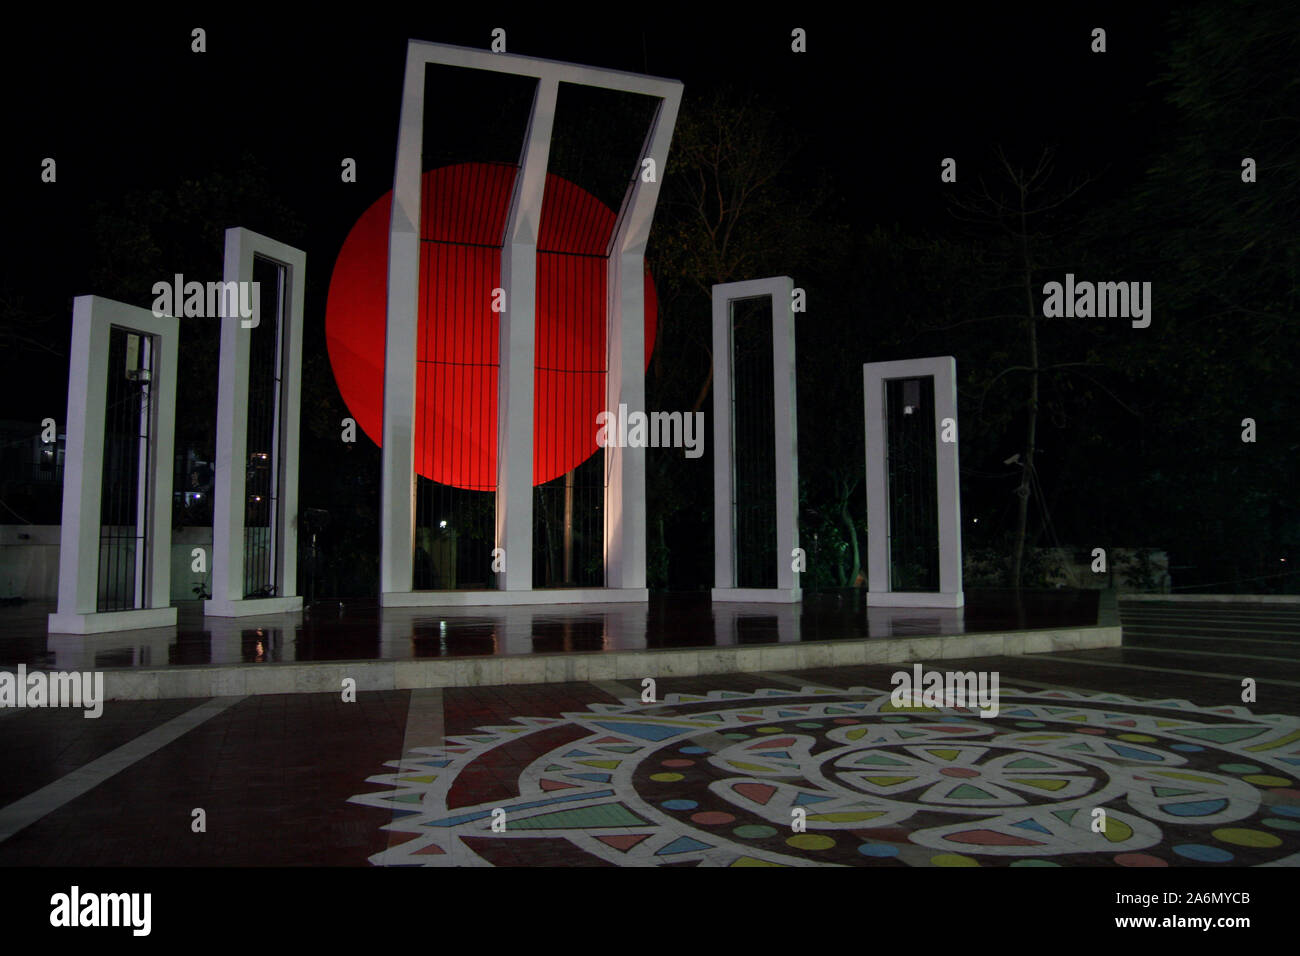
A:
[349, 685, 1300, 866]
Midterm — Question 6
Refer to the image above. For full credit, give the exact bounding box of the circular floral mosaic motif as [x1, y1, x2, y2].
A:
[349, 686, 1300, 866]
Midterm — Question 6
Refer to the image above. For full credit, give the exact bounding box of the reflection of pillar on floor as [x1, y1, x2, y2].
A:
[865, 605, 965, 638]
[712, 605, 736, 647]
[378, 608, 507, 659]
[208, 625, 242, 664]
[270, 628, 287, 663]
[211, 632, 241, 664]
[278, 627, 297, 663]
[46, 634, 87, 670]
[208, 614, 300, 663]
[775, 607, 801, 644]
[377, 607, 418, 658]
[602, 604, 649, 652]
[373, 604, 652, 659]
[47, 629, 175, 672]
[498, 609, 534, 657]
[239, 627, 285, 664]
[710, 604, 801, 647]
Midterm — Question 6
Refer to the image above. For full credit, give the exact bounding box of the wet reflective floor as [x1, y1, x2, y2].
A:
[0, 589, 1102, 671]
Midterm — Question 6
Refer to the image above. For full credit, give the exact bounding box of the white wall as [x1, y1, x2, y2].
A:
[0, 524, 60, 599]
[0, 524, 213, 602]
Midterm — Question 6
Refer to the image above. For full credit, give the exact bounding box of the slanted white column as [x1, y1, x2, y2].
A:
[603, 248, 647, 591]
[49, 296, 179, 634]
[863, 356, 964, 608]
[206, 227, 306, 617]
[381, 46, 426, 598]
[496, 77, 557, 591]
[604, 98, 679, 593]
[711, 277, 801, 604]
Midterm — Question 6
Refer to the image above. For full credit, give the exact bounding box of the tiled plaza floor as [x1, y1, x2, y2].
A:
[1, 601, 1298, 866]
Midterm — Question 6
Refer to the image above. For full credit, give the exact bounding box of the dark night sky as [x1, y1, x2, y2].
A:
[2, 7, 1175, 419]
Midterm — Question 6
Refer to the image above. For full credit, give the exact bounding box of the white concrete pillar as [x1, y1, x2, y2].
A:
[206, 227, 306, 617]
[605, 98, 679, 592]
[380, 48, 426, 599]
[711, 277, 801, 603]
[496, 77, 557, 591]
[863, 356, 964, 608]
[49, 296, 179, 634]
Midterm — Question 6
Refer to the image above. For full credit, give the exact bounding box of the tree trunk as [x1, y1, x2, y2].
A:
[563, 469, 574, 584]
[658, 514, 666, 587]
[691, 363, 713, 414]
[841, 498, 861, 589]
[1011, 184, 1040, 590]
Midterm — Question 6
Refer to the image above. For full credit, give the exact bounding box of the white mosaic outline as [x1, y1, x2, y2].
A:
[348, 686, 1300, 866]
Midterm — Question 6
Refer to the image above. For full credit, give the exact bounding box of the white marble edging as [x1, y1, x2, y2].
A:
[91, 625, 1122, 701]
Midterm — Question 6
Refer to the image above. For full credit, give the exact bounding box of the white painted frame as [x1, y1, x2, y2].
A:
[711, 277, 801, 604]
[381, 40, 682, 607]
[863, 356, 963, 608]
[49, 296, 179, 634]
[206, 227, 306, 617]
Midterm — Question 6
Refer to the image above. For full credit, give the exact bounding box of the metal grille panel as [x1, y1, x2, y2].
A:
[97, 326, 154, 611]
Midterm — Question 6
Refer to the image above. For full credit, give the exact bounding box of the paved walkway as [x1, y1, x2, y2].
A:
[1, 602, 1298, 866]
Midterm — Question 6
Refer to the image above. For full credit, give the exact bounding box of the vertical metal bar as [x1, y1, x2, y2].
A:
[269, 261, 286, 594]
[133, 334, 152, 608]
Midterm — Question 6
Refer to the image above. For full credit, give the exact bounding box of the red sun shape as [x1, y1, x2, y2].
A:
[325, 162, 657, 490]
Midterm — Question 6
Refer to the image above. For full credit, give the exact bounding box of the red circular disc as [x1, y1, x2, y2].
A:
[325, 162, 657, 489]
